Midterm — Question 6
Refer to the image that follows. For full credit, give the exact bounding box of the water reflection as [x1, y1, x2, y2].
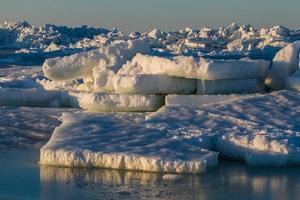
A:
[40, 162, 300, 200]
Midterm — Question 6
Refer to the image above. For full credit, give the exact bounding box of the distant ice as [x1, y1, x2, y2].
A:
[286, 70, 300, 92]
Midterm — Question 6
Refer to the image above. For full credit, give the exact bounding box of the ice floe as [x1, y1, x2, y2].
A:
[286, 70, 300, 92]
[40, 112, 218, 174]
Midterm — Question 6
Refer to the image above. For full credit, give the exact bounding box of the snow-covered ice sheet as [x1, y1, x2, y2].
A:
[196, 79, 263, 95]
[114, 74, 196, 94]
[40, 112, 218, 174]
[74, 92, 165, 112]
[40, 90, 300, 172]
[166, 94, 253, 107]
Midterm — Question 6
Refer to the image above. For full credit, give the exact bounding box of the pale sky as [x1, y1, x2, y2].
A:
[0, 0, 300, 32]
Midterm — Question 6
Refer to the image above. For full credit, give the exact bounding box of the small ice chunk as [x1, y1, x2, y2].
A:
[286, 70, 300, 92]
[199, 59, 270, 80]
[93, 67, 116, 92]
[118, 54, 200, 78]
[148, 29, 164, 39]
[196, 79, 264, 95]
[44, 42, 61, 52]
[119, 54, 270, 80]
[162, 174, 183, 181]
[43, 39, 150, 81]
[114, 74, 196, 94]
[166, 94, 253, 107]
[73, 92, 165, 112]
[265, 41, 300, 90]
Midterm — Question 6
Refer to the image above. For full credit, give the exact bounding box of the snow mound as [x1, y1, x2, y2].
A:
[114, 74, 196, 94]
[196, 79, 264, 95]
[43, 39, 150, 81]
[40, 112, 218, 174]
[166, 94, 253, 107]
[265, 41, 300, 90]
[119, 54, 270, 80]
[73, 92, 165, 112]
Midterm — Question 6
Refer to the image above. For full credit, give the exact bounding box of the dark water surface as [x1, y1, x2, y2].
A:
[0, 150, 299, 200]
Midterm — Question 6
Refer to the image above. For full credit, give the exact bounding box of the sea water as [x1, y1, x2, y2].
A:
[0, 150, 299, 200]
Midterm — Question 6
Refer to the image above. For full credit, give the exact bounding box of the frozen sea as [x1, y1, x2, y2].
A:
[1, 22, 300, 199]
[0, 150, 300, 200]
